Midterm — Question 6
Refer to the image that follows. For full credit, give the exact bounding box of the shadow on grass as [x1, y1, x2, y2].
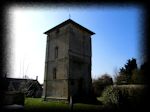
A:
[72, 96, 103, 105]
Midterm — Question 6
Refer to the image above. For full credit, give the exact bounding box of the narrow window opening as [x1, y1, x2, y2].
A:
[55, 46, 58, 59]
[53, 68, 57, 79]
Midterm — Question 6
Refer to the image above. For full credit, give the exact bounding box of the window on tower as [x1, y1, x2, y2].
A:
[53, 68, 57, 79]
[55, 46, 58, 59]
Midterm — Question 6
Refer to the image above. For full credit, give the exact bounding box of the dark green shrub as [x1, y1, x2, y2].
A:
[118, 85, 146, 107]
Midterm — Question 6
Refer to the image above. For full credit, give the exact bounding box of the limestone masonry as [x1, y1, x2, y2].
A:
[42, 19, 95, 102]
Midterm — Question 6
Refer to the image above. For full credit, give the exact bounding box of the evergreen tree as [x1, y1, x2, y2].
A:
[116, 58, 138, 84]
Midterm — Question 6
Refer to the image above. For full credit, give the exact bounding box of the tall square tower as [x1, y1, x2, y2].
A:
[42, 19, 95, 101]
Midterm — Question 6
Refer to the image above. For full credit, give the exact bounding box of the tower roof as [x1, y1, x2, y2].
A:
[44, 19, 95, 35]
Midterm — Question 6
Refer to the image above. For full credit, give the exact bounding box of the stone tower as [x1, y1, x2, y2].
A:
[42, 19, 95, 102]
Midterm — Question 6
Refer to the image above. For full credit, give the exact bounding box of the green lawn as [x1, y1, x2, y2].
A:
[25, 98, 69, 110]
[24, 98, 109, 112]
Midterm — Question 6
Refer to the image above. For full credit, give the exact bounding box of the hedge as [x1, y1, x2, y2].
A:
[100, 85, 146, 108]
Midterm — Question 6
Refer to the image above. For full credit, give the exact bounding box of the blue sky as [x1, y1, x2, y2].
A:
[7, 5, 143, 84]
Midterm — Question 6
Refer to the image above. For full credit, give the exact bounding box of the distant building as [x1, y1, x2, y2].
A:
[43, 19, 95, 102]
[4, 77, 42, 98]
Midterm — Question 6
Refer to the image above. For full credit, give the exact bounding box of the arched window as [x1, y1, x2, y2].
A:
[55, 46, 58, 59]
[53, 68, 57, 79]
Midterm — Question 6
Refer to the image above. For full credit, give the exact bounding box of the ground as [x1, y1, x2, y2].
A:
[24, 98, 115, 112]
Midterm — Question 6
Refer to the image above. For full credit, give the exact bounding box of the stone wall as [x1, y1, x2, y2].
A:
[43, 24, 70, 99]
[68, 24, 92, 97]
[1, 91, 25, 105]
[43, 21, 93, 101]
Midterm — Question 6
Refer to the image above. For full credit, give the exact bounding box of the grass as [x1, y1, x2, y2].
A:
[25, 98, 69, 110]
[24, 98, 108, 112]
[24, 85, 146, 112]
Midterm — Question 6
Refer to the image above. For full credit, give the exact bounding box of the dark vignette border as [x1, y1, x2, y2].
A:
[0, 0, 149, 112]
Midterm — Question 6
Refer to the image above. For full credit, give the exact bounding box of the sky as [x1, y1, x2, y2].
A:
[7, 4, 143, 84]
